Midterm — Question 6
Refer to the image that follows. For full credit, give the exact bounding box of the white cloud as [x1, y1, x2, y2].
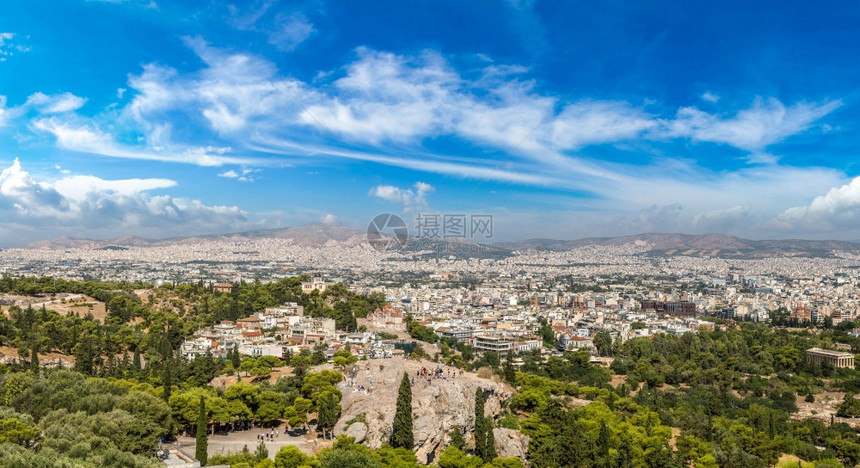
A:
[53, 174, 176, 200]
[218, 167, 259, 182]
[369, 181, 434, 211]
[22, 41, 835, 197]
[692, 205, 751, 232]
[226, 3, 314, 52]
[25, 92, 87, 113]
[631, 203, 684, 232]
[268, 12, 314, 51]
[0, 32, 28, 61]
[32, 118, 257, 167]
[9, 41, 846, 238]
[664, 97, 841, 151]
[86, 0, 158, 8]
[0, 158, 249, 245]
[322, 213, 338, 224]
[547, 100, 656, 149]
[0, 96, 9, 126]
[701, 91, 720, 103]
[774, 176, 860, 235]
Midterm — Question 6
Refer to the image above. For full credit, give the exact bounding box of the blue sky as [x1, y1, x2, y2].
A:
[1, 0, 860, 246]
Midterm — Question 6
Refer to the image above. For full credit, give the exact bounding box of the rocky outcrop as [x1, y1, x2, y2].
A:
[494, 428, 529, 461]
[334, 358, 512, 464]
[345, 421, 368, 443]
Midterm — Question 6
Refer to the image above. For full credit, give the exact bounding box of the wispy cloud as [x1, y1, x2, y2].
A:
[26, 42, 838, 191]
[12, 41, 847, 239]
[268, 12, 314, 51]
[218, 167, 260, 182]
[31, 118, 259, 167]
[25, 92, 87, 114]
[663, 97, 841, 151]
[0, 32, 30, 62]
[226, 2, 314, 52]
[86, 0, 158, 9]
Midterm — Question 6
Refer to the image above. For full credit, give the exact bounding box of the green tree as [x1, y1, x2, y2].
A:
[597, 420, 610, 467]
[256, 391, 285, 425]
[29, 345, 38, 375]
[255, 440, 269, 460]
[196, 395, 208, 466]
[474, 388, 487, 460]
[837, 393, 860, 417]
[230, 346, 241, 369]
[74, 332, 95, 375]
[318, 390, 341, 439]
[274, 445, 309, 468]
[594, 331, 612, 357]
[0, 417, 40, 447]
[132, 346, 142, 374]
[437, 446, 484, 468]
[617, 437, 634, 468]
[448, 427, 466, 450]
[503, 351, 516, 385]
[319, 448, 382, 468]
[162, 343, 173, 403]
[484, 416, 496, 460]
[390, 372, 414, 449]
[284, 397, 311, 431]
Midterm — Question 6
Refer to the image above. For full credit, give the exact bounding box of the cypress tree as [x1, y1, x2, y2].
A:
[484, 416, 496, 461]
[474, 388, 487, 460]
[162, 344, 173, 403]
[230, 346, 241, 369]
[597, 419, 611, 466]
[30, 345, 39, 375]
[503, 351, 516, 385]
[75, 333, 94, 376]
[196, 395, 208, 465]
[617, 437, 634, 468]
[390, 372, 414, 448]
[132, 347, 142, 373]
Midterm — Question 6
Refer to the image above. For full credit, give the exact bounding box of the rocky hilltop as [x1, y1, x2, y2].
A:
[333, 357, 524, 464]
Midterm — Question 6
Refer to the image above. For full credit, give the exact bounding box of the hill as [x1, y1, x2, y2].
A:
[24, 226, 860, 258]
[495, 233, 860, 258]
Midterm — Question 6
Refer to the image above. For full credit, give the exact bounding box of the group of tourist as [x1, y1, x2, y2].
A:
[412, 365, 462, 386]
[258, 428, 280, 442]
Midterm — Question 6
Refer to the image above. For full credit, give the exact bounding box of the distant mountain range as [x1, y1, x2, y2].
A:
[24, 224, 367, 250]
[22, 225, 860, 258]
[495, 233, 860, 258]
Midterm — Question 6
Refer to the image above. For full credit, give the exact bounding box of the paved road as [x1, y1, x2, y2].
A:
[175, 427, 320, 460]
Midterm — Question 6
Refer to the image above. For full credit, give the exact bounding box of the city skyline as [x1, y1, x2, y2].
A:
[2, 1, 860, 246]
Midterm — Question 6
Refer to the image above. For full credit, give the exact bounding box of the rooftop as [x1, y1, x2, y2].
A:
[806, 347, 854, 358]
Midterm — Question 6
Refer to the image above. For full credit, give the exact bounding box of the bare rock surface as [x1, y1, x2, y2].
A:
[345, 421, 368, 443]
[334, 357, 512, 464]
[493, 427, 529, 460]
